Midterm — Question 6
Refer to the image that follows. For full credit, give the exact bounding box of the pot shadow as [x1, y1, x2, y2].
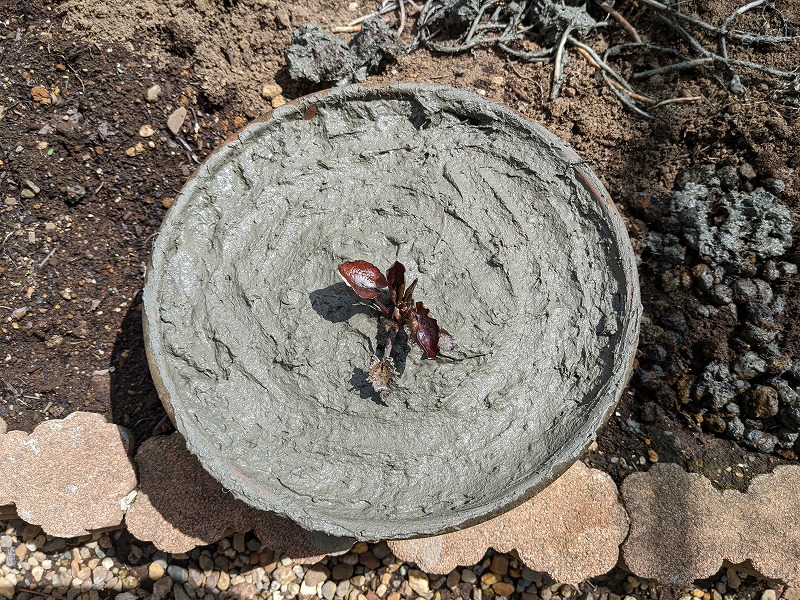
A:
[310, 282, 412, 404]
[349, 368, 385, 405]
[348, 327, 412, 406]
[109, 293, 173, 452]
[129, 430, 356, 565]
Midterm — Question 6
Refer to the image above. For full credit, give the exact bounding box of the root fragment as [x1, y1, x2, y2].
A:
[368, 356, 397, 391]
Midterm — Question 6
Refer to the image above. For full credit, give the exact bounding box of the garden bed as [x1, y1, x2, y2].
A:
[0, 0, 799, 592]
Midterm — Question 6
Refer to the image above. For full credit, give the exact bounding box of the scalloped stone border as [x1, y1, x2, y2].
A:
[2, 412, 800, 585]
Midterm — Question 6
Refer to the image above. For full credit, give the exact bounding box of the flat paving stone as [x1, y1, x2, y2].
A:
[253, 514, 351, 565]
[0, 412, 136, 537]
[125, 432, 256, 553]
[734, 465, 800, 585]
[621, 463, 726, 585]
[127, 431, 340, 560]
[622, 463, 800, 586]
[389, 461, 628, 584]
[0, 430, 26, 507]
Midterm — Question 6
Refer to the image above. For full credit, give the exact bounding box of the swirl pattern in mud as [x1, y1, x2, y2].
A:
[143, 85, 641, 539]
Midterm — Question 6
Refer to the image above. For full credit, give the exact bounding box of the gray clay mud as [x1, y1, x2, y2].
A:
[286, 21, 402, 85]
[143, 84, 641, 539]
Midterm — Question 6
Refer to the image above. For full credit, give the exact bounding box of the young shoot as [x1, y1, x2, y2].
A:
[337, 260, 455, 391]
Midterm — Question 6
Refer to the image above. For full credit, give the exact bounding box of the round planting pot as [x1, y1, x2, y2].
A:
[143, 84, 641, 540]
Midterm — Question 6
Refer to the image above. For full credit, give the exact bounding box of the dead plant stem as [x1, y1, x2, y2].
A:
[593, 0, 642, 42]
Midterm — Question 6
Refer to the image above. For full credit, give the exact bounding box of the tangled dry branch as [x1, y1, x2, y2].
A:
[345, 0, 799, 117]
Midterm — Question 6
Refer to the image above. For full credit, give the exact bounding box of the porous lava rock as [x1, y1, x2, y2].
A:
[0, 412, 136, 537]
[622, 462, 800, 586]
[286, 24, 355, 84]
[671, 178, 792, 276]
[286, 21, 401, 85]
[388, 461, 628, 583]
[630, 160, 797, 458]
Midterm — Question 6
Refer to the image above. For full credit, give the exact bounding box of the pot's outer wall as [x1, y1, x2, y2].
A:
[142, 84, 642, 540]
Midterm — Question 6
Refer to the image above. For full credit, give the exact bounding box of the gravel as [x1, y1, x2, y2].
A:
[0, 518, 778, 600]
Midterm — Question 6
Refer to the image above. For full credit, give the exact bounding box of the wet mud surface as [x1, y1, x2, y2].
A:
[143, 85, 640, 538]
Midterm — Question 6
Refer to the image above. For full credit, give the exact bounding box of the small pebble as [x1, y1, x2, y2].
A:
[232, 532, 245, 553]
[217, 570, 230, 591]
[261, 83, 283, 100]
[336, 579, 351, 597]
[303, 565, 329, 587]
[408, 570, 430, 596]
[331, 562, 354, 580]
[321, 580, 338, 600]
[710, 284, 733, 305]
[461, 569, 477, 584]
[167, 107, 188, 136]
[148, 561, 165, 580]
[490, 554, 509, 575]
[146, 84, 162, 101]
[167, 564, 189, 584]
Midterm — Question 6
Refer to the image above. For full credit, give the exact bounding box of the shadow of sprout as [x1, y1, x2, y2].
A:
[349, 367, 386, 405]
[308, 281, 374, 323]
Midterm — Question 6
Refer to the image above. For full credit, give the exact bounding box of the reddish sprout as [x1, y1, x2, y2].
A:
[337, 259, 453, 390]
[337, 260, 389, 299]
[385, 261, 405, 303]
[412, 301, 440, 358]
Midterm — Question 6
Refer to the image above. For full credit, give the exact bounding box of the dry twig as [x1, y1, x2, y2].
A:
[398, 0, 408, 35]
[341, 0, 797, 116]
[632, 58, 714, 80]
[651, 96, 704, 109]
[593, 0, 641, 43]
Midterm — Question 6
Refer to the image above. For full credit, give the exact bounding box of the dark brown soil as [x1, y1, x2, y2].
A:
[1, 0, 799, 491]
